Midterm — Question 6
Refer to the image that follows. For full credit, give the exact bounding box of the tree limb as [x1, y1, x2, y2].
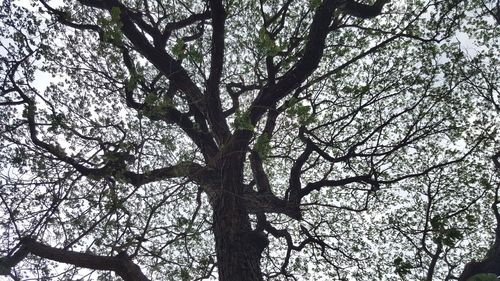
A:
[206, 0, 231, 144]
[340, 0, 390, 19]
[0, 238, 151, 281]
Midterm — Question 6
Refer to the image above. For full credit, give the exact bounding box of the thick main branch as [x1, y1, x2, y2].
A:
[0, 238, 151, 281]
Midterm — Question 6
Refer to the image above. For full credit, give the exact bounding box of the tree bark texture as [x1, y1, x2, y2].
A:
[212, 144, 268, 281]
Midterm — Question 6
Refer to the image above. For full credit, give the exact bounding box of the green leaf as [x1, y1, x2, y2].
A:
[110, 6, 121, 21]
[442, 228, 463, 247]
[257, 28, 280, 56]
[180, 268, 190, 281]
[255, 133, 271, 160]
[466, 273, 498, 281]
[393, 257, 412, 275]
[187, 47, 203, 63]
[309, 0, 321, 9]
[172, 38, 186, 59]
[430, 215, 444, 230]
[233, 110, 254, 131]
[286, 101, 314, 125]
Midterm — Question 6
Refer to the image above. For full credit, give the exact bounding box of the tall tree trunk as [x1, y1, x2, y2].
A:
[212, 149, 268, 281]
[213, 203, 267, 281]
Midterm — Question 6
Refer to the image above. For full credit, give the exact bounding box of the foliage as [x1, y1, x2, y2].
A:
[467, 273, 499, 281]
[0, 0, 499, 280]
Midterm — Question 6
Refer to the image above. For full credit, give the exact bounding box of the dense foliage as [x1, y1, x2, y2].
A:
[0, 0, 499, 280]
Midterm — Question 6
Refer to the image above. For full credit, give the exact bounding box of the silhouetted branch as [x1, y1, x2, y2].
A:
[0, 238, 151, 281]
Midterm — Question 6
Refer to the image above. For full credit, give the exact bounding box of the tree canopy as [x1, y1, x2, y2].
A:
[0, 0, 499, 280]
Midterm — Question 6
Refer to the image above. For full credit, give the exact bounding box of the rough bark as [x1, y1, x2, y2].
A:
[213, 203, 268, 281]
[212, 135, 268, 281]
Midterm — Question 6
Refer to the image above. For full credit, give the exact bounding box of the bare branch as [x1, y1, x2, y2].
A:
[1, 238, 151, 281]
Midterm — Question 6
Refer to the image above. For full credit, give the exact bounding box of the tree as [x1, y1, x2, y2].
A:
[0, 0, 498, 280]
[451, 11, 500, 279]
